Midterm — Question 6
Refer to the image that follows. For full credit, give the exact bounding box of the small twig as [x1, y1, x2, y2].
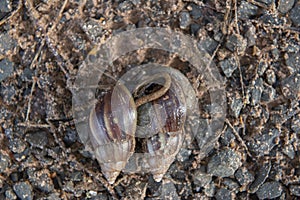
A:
[235, 52, 246, 105]
[18, 122, 51, 128]
[25, 76, 38, 122]
[233, 0, 240, 35]
[225, 118, 253, 158]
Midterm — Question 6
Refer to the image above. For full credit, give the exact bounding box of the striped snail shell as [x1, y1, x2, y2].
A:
[89, 83, 137, 184]
[89, 73, 173, 184]
[135, 73, 186, 181]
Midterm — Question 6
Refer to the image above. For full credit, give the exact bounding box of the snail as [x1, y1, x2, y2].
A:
[89, 72, 186, 184]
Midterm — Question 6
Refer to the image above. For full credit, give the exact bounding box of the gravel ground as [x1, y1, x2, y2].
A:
[0, 0, 300, 199]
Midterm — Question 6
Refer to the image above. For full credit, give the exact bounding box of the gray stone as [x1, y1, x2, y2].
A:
[0, 58, 14, 82]
[256, 181, 282, 199]
[282, 143, 295, 159]
[285, 52, 300, 72]
[198, 36, 218, 55]
[207, 148, 242, 177]
[245, 24, 257, 47]
[290, 4, 300, 27]
[220, 128, 236, 146]
[215, 188, 232, 200]
[176, 148, 192, 162]
[223, 178, 239, 192]
[238, 1, 259, 19]
[25, 130, 48, 149]
[0, 152, 10, 173]
[257, 61, 268, 76]
[220, 57, 237, 78]
[0, 0, 10, 13]
[189, 3, 202, 19]
[249, 162, 271, 193]
[261, 84, 276, 102]
[281, 73, 300, 100]
[250, 78, 264, 106]
[229, 95, 243, 118]
[13, 182, 33, 200]
[265, 69, 276, 85]
[81, 19, 103, 43]
[5, 188, 17, 200]
[225, 34, 247, 55]
[291, 113, 300, 133]
[160, 181, 179, 200]
[247, 128, 280, 156]
[0, 32, 15, 55]
[277, 0, 295, 13]
[289, 185, 300, 196]
[27, 169, 54, 193]
[235, 167, 255, 186]
[179, 11, 191, 29]
[204, 182, 215, 197]
[193, 170, 212, 187]
[9, 137, 27, 154]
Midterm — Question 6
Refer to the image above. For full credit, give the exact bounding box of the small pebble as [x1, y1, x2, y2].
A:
[223, 178, 239, 192]
[207, 148, 242, 177]
[261, 84, 276, 102]
[0, 152, 10, 173]
[281, 73, 300, 100]
[25, 130, 48, 149]
[238, 1, 259, 19]
[5, 188, 17, 200]
[256, 181, 282, 199]
[179, 11, 191, 29]
[160, 181, 180, 200]
[265, 69, 276, 85]
[9, 137, 27, 154]
[225, 34, 247, 55]
[28, 169, 54, 193]
[215, 188, 232, 200]
[0, 0, 10, 14]
[289, 185, 300, 196]
[249, 162, 271, 193]
[198, 36, 218, 55]
[0, 32, 15, 55]
[220, 128, 236, 146]
[278, 0, 295, 13]
[189, 3, 202, 19]
[13, 182, 33, 200]
[247, 128, 280, 156]
[250, 78, 264, 106]
[0, 58, 14, 82]
[219, 57, 237, 78]
[176, 148, 192, 162]
[193, 170, 212, 187]
[204, 182, 215, 197]
[235, 167, 255, 186]
[290, 4, 300, 27]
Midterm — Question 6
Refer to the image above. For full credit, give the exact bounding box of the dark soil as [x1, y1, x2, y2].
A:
[0, 0, 299, 199]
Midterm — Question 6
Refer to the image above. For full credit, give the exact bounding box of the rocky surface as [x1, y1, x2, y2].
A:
[0, 0, 299, 199]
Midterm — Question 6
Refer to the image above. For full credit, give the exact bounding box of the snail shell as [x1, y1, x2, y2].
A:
[89, 66, 190, 184]
[89, 83, 136, 184]
[135, 75, 186, 181]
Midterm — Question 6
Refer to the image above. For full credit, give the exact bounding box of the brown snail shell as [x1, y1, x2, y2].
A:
[89, 83, 137, 184]
[89, 69, 188, 184]
[135, 76, 186, 181]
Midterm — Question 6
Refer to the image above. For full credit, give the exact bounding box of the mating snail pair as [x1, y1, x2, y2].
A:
[88, 65, 195, 184]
